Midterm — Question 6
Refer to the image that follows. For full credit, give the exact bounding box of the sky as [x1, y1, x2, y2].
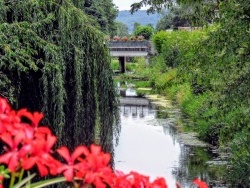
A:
[113, 0, 147, 10]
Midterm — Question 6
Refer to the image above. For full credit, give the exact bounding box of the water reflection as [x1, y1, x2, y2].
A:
[176, 146, 212, 187]
[115, 101, 181, 188]
[114, 94, 222, 188]
[121, 106, 154, 118]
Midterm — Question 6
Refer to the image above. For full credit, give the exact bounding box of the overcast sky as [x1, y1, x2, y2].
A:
[113, 0, 147, 10]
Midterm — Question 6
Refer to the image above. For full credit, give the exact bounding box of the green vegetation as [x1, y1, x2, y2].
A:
[111, 57, 152, 96]
[156, 7, 191, 31]
[129, 0, 250, 185]
[134, 25, 154, 40]
[84, 0, 118, 36]
[115, 21, 129, 37]
[111, 57, 148, 73]
[0, 0, 120, 155]
[111, 58, 120, 70]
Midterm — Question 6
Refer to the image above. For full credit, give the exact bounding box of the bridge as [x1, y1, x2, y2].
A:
[108, 41, 155, 73]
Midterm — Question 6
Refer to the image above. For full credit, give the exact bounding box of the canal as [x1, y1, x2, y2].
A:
[114, 89, 227, 188]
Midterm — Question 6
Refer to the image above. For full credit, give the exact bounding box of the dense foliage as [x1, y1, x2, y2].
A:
[84, 0, 118, 36]
[156, 7, 191, 31]
[131, 0, 219, 28]
[130, 0, 218, 14]
[0, 0, 120, 156]
[114, 21, 129, 37]
[134, 25, 154, 40]
[142, 0, 250, 186]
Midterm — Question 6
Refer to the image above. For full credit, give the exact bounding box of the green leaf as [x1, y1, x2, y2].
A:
[13, 173, 36, 188]
[29, 177, 66, 188]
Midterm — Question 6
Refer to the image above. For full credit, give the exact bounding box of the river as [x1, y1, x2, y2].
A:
[114, 88, 227, 188]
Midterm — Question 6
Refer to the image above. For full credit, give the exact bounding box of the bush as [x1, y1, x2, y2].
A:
[134, 25, 154, 40]
[228, 130, 250, 186]
[152, 31, 171, 53]
[110, 58, 119, 70]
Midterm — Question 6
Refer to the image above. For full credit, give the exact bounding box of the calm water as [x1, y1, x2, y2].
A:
[114, 89, 225, 188]
[114, 104, 180, 187]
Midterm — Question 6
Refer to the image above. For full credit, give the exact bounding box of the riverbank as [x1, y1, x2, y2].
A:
[146, 94, 208, 148]
[117, 87, 229, 187]
[117, 81, 210, 148]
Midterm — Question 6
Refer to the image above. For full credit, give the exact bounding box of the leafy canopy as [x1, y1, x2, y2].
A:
[0, 0, 120, 154]
[130, 0, 204, 13]
[134, 25, 154, 39]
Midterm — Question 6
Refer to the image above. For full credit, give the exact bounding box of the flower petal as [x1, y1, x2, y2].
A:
[71, 146, 88, 161]
[36, 161, 48, 177]
[90, 144, 101, 155]
[17, 109, 32, 120]
[32, 112, 44, 126]
[193, 178, 208, 188]
[22, 157, 36, 170]
[45, 134, 57, 151]
[0, 153, 12, 164]
[0, 133, 13, 148]
[63, 168, 74, 181]
[8, 153, 19, 172]
[57, 147, 71, 162]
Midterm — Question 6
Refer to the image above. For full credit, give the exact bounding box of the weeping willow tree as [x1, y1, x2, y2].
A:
[0, 0, 120, 155]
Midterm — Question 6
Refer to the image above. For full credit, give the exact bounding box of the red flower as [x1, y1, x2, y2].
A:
[193, 178, 208, 188]
[76, 144, 113, 187]
[0, 132, 24, 171]
[57, 146, 88, 181]
[125, 171, 150, 187]
[21, 133, 59, 176]
[82, 144, 111, 171]
[112, 172, 133, 188]
[150, 177, 168, 188]
[0, 98, 10, 114]
[17, 109, 44, 127]
[0, 108, 20, 135]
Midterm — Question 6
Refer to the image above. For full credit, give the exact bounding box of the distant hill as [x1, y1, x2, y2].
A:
[116, 10, 162, 34]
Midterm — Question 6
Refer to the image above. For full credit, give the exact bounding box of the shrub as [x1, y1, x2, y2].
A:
[134, 25, 154, 40]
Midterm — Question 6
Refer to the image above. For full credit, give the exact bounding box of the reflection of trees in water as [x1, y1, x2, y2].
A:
[162, 125, 178, 144]
[119, 98, 226, 187]
[174, 146, 212, 187]
[118, 101, 224, 187]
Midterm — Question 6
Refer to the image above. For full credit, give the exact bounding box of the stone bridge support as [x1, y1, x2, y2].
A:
[119, 56, 125, 73]
[109, 41, 153, 73]
[118, 56, 150, 73]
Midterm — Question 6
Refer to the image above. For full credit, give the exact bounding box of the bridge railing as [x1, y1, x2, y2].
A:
[109, 41, 151, 52]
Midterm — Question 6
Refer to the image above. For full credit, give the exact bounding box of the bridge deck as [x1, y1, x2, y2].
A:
[110, 51, 148, 57]
[109, 41, 152, 57]
[119, 97, 150, 106]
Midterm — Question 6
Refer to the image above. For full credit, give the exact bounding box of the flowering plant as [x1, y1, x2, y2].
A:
[137, 35, 145, 41]
[121, 36, 128, 42]
[0, 96, 208, 188]
[113, 36, 120, 41]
